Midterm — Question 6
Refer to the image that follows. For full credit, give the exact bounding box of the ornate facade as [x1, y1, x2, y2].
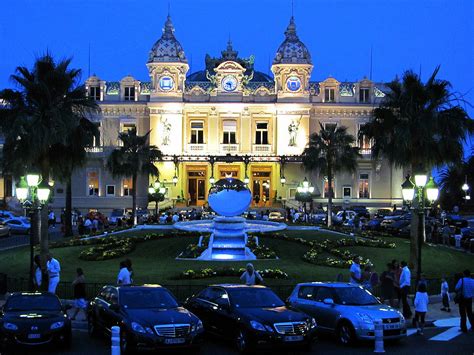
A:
[50, 15, 404, 214]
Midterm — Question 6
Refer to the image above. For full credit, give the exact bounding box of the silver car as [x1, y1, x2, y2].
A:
[288, 282, 406, 344]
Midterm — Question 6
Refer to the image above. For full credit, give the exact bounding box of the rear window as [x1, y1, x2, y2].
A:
[5, 294, 61, 311]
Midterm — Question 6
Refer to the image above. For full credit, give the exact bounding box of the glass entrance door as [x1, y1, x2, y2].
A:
[251, 171, 271, 207]
[188, 171, 206, 206]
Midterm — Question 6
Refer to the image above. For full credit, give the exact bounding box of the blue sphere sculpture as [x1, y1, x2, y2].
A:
[208, 178, 252, 217]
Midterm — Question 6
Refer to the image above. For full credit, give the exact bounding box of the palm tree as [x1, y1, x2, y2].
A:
[107, 128, 162, 224]
[360, 67, 473, 271]
[439, 154, 474, 210]
[0, 54, 98, 256]
[302, 123, 361, 226]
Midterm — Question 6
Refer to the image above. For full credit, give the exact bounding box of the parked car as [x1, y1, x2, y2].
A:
[0, 292, 72, 350]
[268, 211, 285, 222]
[445, 214, 468, 228]
[88, 285, 204, 353]
[334, 210, 357, 224]
[385, 218, 411, 233]
[365, 218, 383, 231]
[3, 217, 31, 234]
[288, 282, 406, 345]
[0, 222, 11, 237]
[0, 210, 19, 220]
[184, 284, 317, 352]
[109, 209, 128, 225]
[374, 209, 392, 219]
[352, 206, 370, 219]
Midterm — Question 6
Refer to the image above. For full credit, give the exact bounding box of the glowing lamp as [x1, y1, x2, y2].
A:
[401, 176, 415, 203]
[414, 174, 427, 188]
[425, 177, 439, 203]
[37, 181, 51, 203]
[26, 174, 40, 187]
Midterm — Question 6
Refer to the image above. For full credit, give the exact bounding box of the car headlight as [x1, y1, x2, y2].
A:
[357, 313, 374, 324]
[191, 320, 204, 332]
[398, 312, 405, 324]
[131, 321, 153, 334]
[250, 320, 272, 332]
[50, 321, 64, 330]
[309, 317, 317, 329]
[3, 322, 18, 330]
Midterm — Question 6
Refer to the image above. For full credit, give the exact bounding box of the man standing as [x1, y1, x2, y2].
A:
[46, 253, 61, 294]
[399, 261, 412, 318]
[117, 261, 132, 286]
[455, 269, 474, 332]
[349, 256, 362, 284]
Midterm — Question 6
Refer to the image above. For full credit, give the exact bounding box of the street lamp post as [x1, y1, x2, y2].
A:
[148, 180, 166, 217]
[296, 177, 315, 212]
[401, 174, 439, 284]
[16, 174, 51, 291]
[461, 175, 470, 201]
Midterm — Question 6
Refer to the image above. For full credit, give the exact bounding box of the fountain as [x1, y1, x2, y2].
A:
[174, 178, 287, 260]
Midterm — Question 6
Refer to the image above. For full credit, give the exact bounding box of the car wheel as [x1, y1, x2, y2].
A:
[236, 329, 252, 353]
[87, 315, 99, 338]
[337, 321, 356, 345]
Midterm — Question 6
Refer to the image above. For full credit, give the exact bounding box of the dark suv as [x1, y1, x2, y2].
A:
[88, 285, 204, 353]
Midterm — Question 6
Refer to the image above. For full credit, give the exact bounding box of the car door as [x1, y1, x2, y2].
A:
[95, 287, 112, 332]
[106, 288, 123, 330]
[209, 288, 235, 338]
[291, 285, 317, 315]
[310, 287, 340, 331]
[185, 288, 213, 326]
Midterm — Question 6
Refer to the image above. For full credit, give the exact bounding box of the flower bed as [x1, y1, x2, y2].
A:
[176, 267, 289, 280]
[79, 239, 135, 261]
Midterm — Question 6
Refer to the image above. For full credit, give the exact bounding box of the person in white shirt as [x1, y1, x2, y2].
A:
[33, 255, 42, 290]
[440, 277, 451, 312]
[399, 261, 412, 318]
[414, 283, 429, 335]
[172, 213, 179, 223]
[48, 211, 56, 228]
[46, 253, 61, 294]
[117, 261, 132, 286]
[349, 256, 362, 284]
[240, 263, 263, 286]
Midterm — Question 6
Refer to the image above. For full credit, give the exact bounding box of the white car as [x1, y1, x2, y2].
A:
[0, 222, 11, 237]
[3, 217, 31, 234]
[334, 210, 356, 223]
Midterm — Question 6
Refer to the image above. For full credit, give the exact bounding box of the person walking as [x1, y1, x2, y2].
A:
[442, 223, 451, 246]
[33, 255, 42, 291]
[440, 277, 451, 312]
[349, 256, 362, 284]
[117, 261, 132, 286]
[392, 260, 402, 307]
[48, 210, 56, 228]
[455, 269, 474, 332]
[124, 258, 134, 284]
[380, 263, 395, 306]
[240, 263, 263, 286]
[361, 265, 373, 291]
[46, 253, 61, 294]
[70, 268, 87, 320]
[399, 261, 412, 318]
[414, 283, 429, 335]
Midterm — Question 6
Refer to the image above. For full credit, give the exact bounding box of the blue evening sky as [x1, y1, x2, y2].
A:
[1, 0, 473, 151]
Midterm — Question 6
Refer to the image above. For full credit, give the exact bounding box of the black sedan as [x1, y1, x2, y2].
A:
[184, 284, 317, 352]
[88, 285, 204, 353]
[0, 292, 72, 350]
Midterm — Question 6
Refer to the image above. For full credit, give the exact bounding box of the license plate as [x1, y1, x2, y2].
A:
[384, 324, 400, 330]
[164, 338, 185, 345]
[284, 335, 304, 342]
[28, 334, 41, 339]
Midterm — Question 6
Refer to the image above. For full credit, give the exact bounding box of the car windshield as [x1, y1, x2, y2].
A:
[334, 287, 379, 306]
[5, 294, 61, 311]
[120, 289, 178, 309]
[228, 288, 285, 308]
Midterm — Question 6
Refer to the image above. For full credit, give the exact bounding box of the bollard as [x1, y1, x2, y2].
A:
[111, 326, 120, 355]
[373, 319, 385, 353]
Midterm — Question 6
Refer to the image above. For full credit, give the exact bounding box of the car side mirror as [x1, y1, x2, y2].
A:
[323, 298, 335, 306]
[219, 303, 230, 312]
[109, 303, 120, 312]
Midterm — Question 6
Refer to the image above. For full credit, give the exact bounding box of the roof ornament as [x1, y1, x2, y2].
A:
[221, 39, 238, 60]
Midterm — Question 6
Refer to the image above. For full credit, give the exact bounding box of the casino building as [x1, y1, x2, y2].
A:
[49, 15, 404, 214]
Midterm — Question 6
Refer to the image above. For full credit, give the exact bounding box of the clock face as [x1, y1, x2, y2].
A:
[286, 76, 301, 92]
[222, 75, 238, 92]
[159, 76, 174, 91]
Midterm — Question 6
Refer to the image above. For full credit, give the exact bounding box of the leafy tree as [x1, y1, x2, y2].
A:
[302, 123, 361, 226]
[360, 67, 473, 271]
[439, 154, 474, 210]
[107, 128, 162, 224]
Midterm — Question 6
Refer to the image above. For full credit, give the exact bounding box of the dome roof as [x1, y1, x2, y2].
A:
[273, 17, 311, 65]
[148, 15, 187, 63]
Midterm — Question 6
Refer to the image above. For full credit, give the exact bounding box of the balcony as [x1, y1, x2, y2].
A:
[187, 144, 206, 152]
[85, 146, 104, 153]
[220, 144, 239, 153]
[359, 147, 372, 158]
[252, 144, 272, 153]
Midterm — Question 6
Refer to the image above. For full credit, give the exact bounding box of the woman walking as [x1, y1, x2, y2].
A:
[414, 283, 429, 335]
[70, 268, 87, 320]
[440, 277, 451, 312]
[380, 263, 395, 306]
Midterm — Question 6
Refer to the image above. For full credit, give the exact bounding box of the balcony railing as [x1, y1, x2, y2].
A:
[85, 146, 104, 153]
[220, 144, 239, 153]
[359, 148, 372, 156]
[187, 144, 206, 152]
[252, 144, 272, 153]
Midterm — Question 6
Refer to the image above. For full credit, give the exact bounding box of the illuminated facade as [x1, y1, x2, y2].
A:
[50, 15, 404, 214]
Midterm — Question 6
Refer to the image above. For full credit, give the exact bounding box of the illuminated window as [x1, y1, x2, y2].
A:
[87, 170, 99, 196]
[358, 173, 370, 198]
[222, 120, 236, 144]
[255, 122, 268, 145]
[87, 122, 101, 147]
[323, 178, 335, 198]
[190, 121, 204, 144]
[124, 86, 135, 101]
[89, 86, 100, 100]
[359, 88, 370, 103]
[324, 88, 335, 102]
[123, 178, 133, 196]
[121, 123, 136, 133]
[358, 124, 372, 153]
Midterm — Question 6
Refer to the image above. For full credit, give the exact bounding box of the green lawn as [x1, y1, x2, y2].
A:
[1, 229, 472, 286]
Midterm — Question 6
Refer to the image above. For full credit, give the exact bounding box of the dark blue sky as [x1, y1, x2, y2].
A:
[1, 0, 473, 150]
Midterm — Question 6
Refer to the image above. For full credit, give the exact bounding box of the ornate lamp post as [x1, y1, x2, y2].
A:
[462, 175, 470, 201]
[148, 179, 166, 217]
[296, 177, 314, 211]
[16, 174, 51, 290]
[401, 174, 439, 283]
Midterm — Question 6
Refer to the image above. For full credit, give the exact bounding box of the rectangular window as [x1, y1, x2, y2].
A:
[358, 173, 370, 198]
[92, 122, 101, 147]
[255, 122, 269, 145]
[106, 185, 115, 197]
[124, 86, 135, 101]
[323, 179, 335, 198]
[358, 124, 372, 152]
[359, 88, 370, 103]
[89, 86, 100, 100]
[324, 88, 335, 102]
[190, 121, 204, 144]
[222, 120, 237, 144]
[324, 123, 337, 131]
[121, 123, 136, 133]
[343, 186, 352, 198]
[87, 170, 99, 196]
[123, 178, 133, 196]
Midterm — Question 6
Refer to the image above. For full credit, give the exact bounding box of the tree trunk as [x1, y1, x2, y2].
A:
[327, 166, 333, 227]
[64, 175, 73, 237]
[132, 174, 137, 225]
[40, 162, 50, 266]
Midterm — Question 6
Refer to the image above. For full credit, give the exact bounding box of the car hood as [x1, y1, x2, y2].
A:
[2, 311, 66, 331]
[124, 307, 197, 326]
[339, 304, 402, 319]
[235, 306, 308, 325]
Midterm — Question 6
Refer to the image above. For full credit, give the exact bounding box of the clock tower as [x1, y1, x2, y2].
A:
[147, 15, 189, 101]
